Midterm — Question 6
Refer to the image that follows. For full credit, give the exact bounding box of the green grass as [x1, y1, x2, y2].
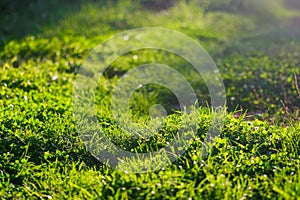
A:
[1, 0, 300, 199]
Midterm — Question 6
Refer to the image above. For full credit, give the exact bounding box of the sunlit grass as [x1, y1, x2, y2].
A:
[1, 0, 300, 199]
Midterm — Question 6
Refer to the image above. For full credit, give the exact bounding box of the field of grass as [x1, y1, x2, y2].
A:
[1, 0, 300, 199]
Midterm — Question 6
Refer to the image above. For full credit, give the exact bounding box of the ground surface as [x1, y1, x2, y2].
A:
[1, 0, 300, 199]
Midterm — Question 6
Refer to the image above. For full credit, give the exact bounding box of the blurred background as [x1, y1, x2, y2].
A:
[1, 0, 300, 40]
[1, 0, 300, 121]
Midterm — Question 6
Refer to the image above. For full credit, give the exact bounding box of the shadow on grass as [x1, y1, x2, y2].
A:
[0, 0, 179, 41]
[0, 0, 124, 40]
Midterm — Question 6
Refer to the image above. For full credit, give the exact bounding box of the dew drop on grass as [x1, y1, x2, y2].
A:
[137, 84, 143, 88]
[123, 35, 129, 41]
[52, 75, 58, 81]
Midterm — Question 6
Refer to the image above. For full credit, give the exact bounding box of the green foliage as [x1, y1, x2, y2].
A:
[1, 0, 300, 199]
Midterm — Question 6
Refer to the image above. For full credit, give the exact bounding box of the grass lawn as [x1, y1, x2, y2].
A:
[1, 0, 300, 199]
